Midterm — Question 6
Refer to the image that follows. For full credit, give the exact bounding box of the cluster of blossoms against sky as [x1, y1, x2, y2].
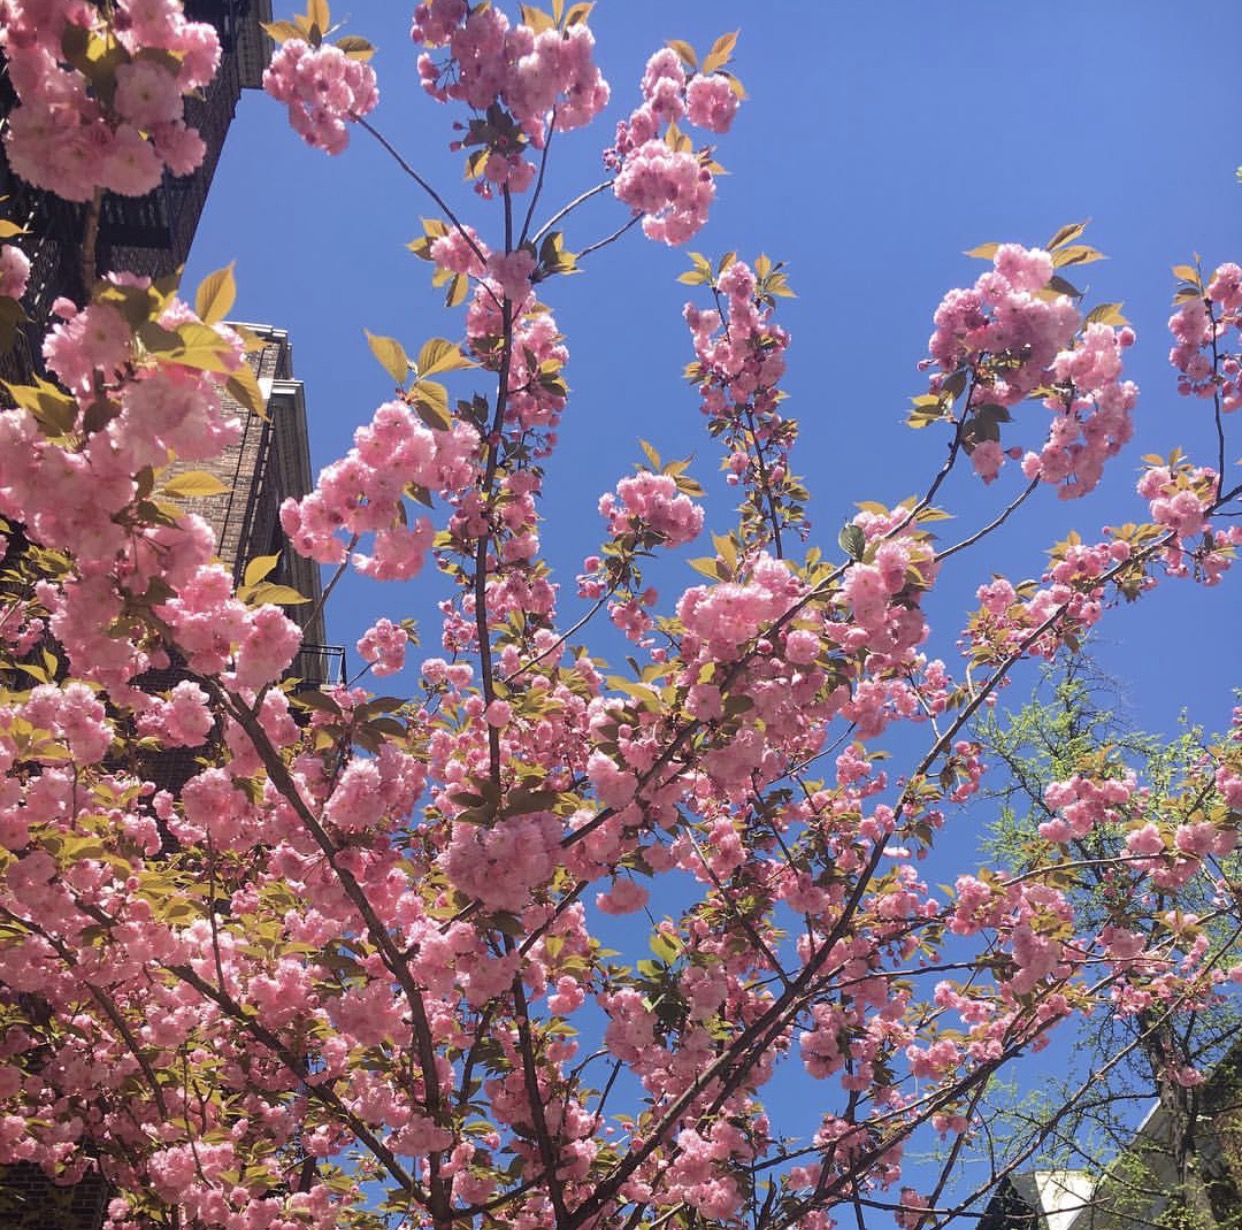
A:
[0, 4, 1239, 1230]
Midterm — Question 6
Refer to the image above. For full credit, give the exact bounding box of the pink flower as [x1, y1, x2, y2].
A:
[596, 877, 649, 915]
[686, 74, 738, 133]
[0, 245, 31, 300]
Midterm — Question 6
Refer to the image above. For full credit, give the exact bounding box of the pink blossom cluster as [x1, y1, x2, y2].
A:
[1020, 321, 1138, 498]
[613, 140, 715, 245]
[925, 243, 1137, 497]
[0, 244, 31, 301]
[1, 0, 219, 201]
[683, 259, 798, 548]
[599, 472, 704, 547]
[0, 281, 247, 688]
[1137, 461, 1241, 583]
[460, 265, 569, 432]
[1138, 463, 1216, 540]
[412, 3, 608, 191]
[1039, 770, 1136, 843]
[280, 400, 480, 581]
[263, 39, 379, 155]
[356, 618, 410, 677]
[135, 679, 214, 748]
[965, 537, 1121, 665]
[609, 48, 741, 244]
[1169, 263, 1242, 410]
[155, 565, 303, 689]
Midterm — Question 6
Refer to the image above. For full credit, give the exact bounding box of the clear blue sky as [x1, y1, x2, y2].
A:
[187, 1, 1241, 741]
[181, 3, 1241, 1215]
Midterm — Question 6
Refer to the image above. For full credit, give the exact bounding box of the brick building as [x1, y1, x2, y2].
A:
[1, 0, 275, 364]
[0, 4, 342, 1226]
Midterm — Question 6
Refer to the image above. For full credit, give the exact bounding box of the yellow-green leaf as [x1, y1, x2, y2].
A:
[1047, 221, 1088, 251]
[416, 337, 475, 378]
[244, 553, 280, 588]
[564, 2, 593, 26]
[306, 0, 330, 35]
[1051, 244, 1104, 269]
[689, 557, 726, 582]
[666, 38, 697, 68]
[226, 364, 269, 421]
[172, 322, 236, 373]
[413, 380, 451, 431]
[0, 220, 27, 239]
[446, 273, 469, 308]
[1172, 264, 1201, 286]
[701, 29, 738, 75]
[335, 34, 374, 60]
[1085, 302, 1128, 327]
[520, 4, 556, 34]
[261, 19, 304, 42]
[366, 330, 410, 384]
[162, 471, 229, 499]
[194, 263, 236, 326]
[964, 242, 1000, 261]
[245, 582, 310, 607]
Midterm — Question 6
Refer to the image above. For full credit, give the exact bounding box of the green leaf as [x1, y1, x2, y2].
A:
[839, 524, 866, 561]
[446, 273, 469, 308]
[413, 380, 451, 431]
[416, 337, 475, 378]
[172, 322, 237, 373]
[162, 471, 230, 499]
[244, 553, 280, 588]
[226, 364, 269, 421]
[366, 330, 411, 384]
[244, 582, 310, 607]
[194, 264, 236, 326]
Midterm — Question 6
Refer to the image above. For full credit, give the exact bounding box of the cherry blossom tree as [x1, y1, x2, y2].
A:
[0, 3, 1240, 1229]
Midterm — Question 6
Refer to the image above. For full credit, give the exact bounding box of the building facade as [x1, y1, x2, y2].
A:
[0, 6, 341, 1227]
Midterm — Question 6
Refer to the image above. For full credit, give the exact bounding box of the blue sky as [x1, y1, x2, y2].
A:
[179, 3, 1242, 1216]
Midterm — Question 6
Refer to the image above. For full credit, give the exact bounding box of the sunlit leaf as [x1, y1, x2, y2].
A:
[701, 29, 738, 75]
[244, 553, 280, 588]
[1047, 221, 1088, 250]
[416, 337, 475, 378]
[366, 330, 411, 384]
[335, 35, 374, 60]
[1084, 302, 1128, 327]
[1052, 244, 1104, 269]
[245, 582, 311, 607]
[666, 38, 697, 68]
[226, 364, 269, 421]
[162, 471, 229, 499]
[194, 263, 236, 326]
